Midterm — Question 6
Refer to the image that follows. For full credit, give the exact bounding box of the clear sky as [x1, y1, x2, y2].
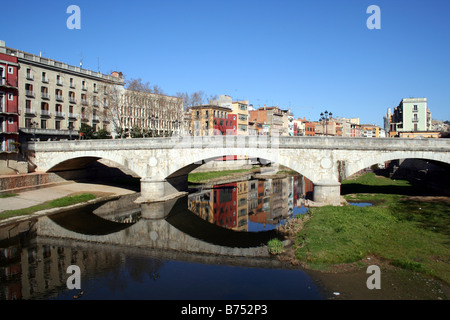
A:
[1, 0, 449, 126]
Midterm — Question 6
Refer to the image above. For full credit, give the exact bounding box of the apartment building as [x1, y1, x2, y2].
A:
[0, 51, 19, 153]
[386, 98, 432, 137]
[0, 41, 125, 142]
[188, 104, 235, 136]
[248, 106, 284, 135]
[118, 89, 183, 137]
[231, 100, 249, 135]
[360, 124, 385, 138]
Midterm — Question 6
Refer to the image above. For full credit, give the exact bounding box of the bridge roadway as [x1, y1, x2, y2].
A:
[26, 135, 450, 209]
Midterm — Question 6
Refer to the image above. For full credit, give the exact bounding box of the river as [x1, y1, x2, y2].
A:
[0, 174, 448, 301]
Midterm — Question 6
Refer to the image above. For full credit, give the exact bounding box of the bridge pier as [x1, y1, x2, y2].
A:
[136, 175, 189, 204]
[313, 180, 342, 205]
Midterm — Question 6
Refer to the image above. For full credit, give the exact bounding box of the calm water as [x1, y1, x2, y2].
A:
[0, 175, 327, 300]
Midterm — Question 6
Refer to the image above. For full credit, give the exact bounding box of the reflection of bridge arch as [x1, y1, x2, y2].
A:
[38, 196, 274, 257]
[48, 201, 135, 236]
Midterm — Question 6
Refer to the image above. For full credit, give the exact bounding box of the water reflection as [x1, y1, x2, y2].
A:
[0, 174, 324, 300]
[188, 175, 313, 232]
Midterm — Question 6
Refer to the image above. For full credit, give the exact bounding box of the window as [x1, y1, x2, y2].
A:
[413, 105, 418, 111]
[25, 118, 33, 128]
[8, 93, 13, 101]
[41, 119, 47, 129]
[8, 66, 13, 74]
[55, 120, 61, 130]
[26, 68, 33, 80]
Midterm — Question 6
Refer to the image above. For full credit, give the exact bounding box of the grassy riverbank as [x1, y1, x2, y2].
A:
[0, 193, 96, 221]
[188, 169, 252, 183]
[293, 173, 450, 284]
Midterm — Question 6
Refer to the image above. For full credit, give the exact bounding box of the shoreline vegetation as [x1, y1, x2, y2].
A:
[278, 172, 450, 286]
[0, 193, 96, 221]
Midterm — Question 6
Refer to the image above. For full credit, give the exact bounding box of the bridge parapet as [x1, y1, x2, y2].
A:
[26, 135, 450, 152]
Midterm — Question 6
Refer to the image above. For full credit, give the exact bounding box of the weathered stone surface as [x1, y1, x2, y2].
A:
[25, 136, 450, 205]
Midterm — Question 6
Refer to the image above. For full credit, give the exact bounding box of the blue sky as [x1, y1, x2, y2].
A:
[1, 0, 449, 125]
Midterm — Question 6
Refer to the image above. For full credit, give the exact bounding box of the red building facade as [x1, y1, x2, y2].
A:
[213, 183, 237, 229]
[0, 53, 19, 152]
[213, 113, 237, 135]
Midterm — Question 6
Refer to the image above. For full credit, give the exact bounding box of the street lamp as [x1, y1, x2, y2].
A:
[320, 110, 332, 136]
[31, 120, 38, 141]
[150, 115, 158, 137]
[67, 124, 72, 140]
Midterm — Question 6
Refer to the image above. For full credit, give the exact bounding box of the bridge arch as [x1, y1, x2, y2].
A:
[344, 150, 450, 179]
[44, 153, 143, 179]
[163, 149, 320, 184]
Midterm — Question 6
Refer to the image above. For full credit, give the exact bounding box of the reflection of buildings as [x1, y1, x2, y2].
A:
[236, 181, 248, 231]
[188, 174, 315, 231]
[0, 238, 129, 300]
[213, 183, 237, 229]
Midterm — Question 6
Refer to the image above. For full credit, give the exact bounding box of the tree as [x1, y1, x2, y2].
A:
[126, 78, 164, 94]
[96, 128, 111, 139]
[175, 91, 218, 109]
[79, 123, 95, 139]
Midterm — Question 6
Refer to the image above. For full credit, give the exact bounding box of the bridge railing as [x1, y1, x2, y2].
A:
[25, 135, 450, 152]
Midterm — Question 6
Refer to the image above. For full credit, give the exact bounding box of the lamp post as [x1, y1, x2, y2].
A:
[320, 110, 332, 136]
[67, 124, 72, 140]
[151, 115, 158, 137]
[31, 120, 38, 141]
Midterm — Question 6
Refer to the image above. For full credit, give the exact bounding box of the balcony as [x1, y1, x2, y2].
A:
[42, 76, 49, 83]
[55, 111, 65, 118]
[81, 99, 88, 106]
[40, 109, 51, 117]
[26, 73, 34, 81]
[81, 114, 89, 122]
[41, 92, 50, 100]
[68, 113, 78, 119]
[25, 90, 35, 98]
[69, 97, 77, 104]
[56, 79, 64, 86]
[0, 78, 18, 88]
[56, 95, 64, 102]
[70, 83, 76, 89]
[92, 115, 100, 122]
[82, 85, 87, 91]
[24, 108, 37, 116]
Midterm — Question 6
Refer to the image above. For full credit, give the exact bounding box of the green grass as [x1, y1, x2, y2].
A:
[295, 173, 450, 284]
[0, 193, 96, 221]
[188, 169, 251, 183]
[0, 193, 18, 198]
[268, 238, 284, 254]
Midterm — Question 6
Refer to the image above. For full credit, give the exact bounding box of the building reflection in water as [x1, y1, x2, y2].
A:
[0, 232, 164, 300]
[188, 174, 314, 232]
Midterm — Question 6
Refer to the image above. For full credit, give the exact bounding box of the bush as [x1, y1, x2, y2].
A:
[267, 238, 284, 255]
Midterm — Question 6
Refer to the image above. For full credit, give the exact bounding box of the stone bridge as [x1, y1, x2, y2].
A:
[26, 135, 450, 205]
